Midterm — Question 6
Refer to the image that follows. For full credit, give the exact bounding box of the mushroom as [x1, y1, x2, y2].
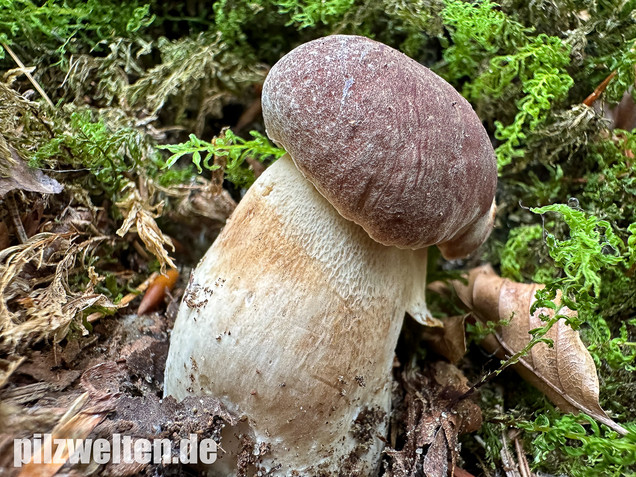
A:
[163, 35, 497, 475]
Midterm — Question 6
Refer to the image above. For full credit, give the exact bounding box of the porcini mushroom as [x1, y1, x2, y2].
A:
[164, 35, 497, 475]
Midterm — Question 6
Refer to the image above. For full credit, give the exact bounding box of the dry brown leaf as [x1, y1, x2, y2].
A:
[422, 314, 468, 364]
[452, 265, 627, 435]
[154, 177, 237, 225]
[116, 189, 176, 275]
[17, 392, 111, 477]
[0, 136, 63, 197]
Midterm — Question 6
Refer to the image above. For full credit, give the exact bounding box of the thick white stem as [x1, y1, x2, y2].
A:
[164, 155, 425, 474]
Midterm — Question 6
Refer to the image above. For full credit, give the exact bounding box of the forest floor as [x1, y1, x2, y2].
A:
[1, 1, 636, 476]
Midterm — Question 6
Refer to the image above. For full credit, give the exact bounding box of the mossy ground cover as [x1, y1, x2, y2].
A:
[1, 1, 635, 476]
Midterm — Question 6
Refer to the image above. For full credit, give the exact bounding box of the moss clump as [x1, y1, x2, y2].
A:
[518, 413, 636, 477]
[0, 0, 154, 66]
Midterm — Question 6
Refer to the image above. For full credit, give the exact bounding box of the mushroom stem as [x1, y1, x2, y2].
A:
[164, 155, 427, 474]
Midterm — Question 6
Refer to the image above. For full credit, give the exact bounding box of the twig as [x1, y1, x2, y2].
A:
[133, 240, 151, 260]
[513, 433, 533, 477]
[6, 193, 28, 243]
[447, 315, 560, 408]
[582, 70, 617, 107]
[500, 430, 521, 477]
[1, 42, 55, 108]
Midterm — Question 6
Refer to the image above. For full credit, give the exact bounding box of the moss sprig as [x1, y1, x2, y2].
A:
[518, 412, 636, 477]
[161, 128, 285, 189]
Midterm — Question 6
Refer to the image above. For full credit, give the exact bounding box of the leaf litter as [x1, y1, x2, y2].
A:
[0, 233, 117, 351]
[385, 362, 482, 477]
[450, 265, 627, 436]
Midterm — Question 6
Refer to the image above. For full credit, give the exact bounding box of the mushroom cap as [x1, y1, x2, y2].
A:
[262, 35, 497, 257]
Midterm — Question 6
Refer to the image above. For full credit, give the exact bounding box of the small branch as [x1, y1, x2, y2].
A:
[447, 316, 560, 407]
[582, 70, 617, 107]
[7, 193, 28, 243]
[500, 431, 521, 477]
[513, 433, 533, 477]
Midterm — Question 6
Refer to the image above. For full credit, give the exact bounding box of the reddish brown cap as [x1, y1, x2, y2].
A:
[262, 35, 497, 258]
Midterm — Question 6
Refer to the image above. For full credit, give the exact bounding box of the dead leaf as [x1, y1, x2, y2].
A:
[155, 176, 237, 225]
[116, 189, 176, 275]
[422, 314, 468, 364]
[0, 136, 63, 197]
[188, 187, 237, 222]
[17, 392, 111, 477]
[385, 362, 482, 477]
[452, 265, 627, 436]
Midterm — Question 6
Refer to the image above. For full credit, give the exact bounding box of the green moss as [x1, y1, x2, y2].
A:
[583, 132, 636, 227]
[161, 129, 285, 189]
[437, 3, 636, 471]
[500, 224, 546, 282]
[439, 0, 527, 83]
[0, 0, 154, 65]
[211, 0, 356, 63]
[31, 109, 177, 198]
[437, 0, 574, 170]
[530, 204, 624, 303]
[518, 413, 636, 477]
[276, 0, 356, 28]
[125, 32, 265, 125]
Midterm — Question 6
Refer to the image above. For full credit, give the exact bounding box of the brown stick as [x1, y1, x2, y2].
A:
[583, 70, 617, 106]
[2, 42, 55, 108]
